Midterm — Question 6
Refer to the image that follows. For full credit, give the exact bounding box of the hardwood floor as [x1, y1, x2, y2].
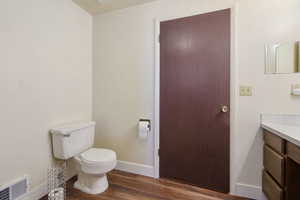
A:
[41, 170, 252, 200]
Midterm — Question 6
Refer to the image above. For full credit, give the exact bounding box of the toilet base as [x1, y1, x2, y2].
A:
[74, 172, 108, 195]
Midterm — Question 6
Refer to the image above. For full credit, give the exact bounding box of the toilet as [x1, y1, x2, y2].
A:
[50, 121, 116, 195]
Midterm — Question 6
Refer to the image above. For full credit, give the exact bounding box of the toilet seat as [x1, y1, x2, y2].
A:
[79, 148, 116, 165]
[74, 148, 117, 175]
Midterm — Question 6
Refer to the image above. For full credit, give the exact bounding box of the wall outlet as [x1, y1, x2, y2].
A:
[240, 86, 253, 96]
[291, 84, 300, 96]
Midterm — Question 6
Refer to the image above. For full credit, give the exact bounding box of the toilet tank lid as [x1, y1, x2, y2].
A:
[50, 121, 96, 136]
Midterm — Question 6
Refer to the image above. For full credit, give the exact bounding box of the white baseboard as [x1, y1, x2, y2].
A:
[20, 172, 76, 200]
[20, 182, 47, 200]
[19, 161, 154, 200]
[115, 160, 155, 178]
[19, 165, 264, 200]
[235, 183, 267, 200]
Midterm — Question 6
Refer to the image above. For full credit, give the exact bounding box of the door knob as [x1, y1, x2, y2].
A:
[221, 105, 229, 113]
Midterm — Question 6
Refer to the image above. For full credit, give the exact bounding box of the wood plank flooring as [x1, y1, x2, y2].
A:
[41, 170, 252, 200]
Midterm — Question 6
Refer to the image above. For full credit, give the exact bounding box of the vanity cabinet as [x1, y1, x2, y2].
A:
[263, 130, 300, 200]
[263, 145, 285, 185]
[286, 142, 300, 164]
[262, 170, 283, 200]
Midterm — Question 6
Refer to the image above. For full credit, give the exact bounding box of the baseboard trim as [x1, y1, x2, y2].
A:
[116, 160, 155, 178]
[20, 173, 76, 200]
[20, 161, 154, 200]
[20, 182, 47, 200]
[235, 183, 267, 200]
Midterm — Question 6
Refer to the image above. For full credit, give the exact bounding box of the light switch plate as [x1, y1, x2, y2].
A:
[240, 86, 253, 96]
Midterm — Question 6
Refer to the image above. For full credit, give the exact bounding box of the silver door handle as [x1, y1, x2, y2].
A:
[221, 105, 229, 113]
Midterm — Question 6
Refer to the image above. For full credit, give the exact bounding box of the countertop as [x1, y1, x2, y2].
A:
[261, 114, 300, 147]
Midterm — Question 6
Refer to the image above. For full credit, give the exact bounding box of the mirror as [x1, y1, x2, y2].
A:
[265, 41, 300, 74]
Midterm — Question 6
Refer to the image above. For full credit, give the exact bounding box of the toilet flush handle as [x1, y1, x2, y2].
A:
[63, 134, 71, 137]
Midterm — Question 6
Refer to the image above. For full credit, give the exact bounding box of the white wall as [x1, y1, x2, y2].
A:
[0, 0, 92, 193]
[93, 0, 234, 166]
[93, 0, 300, 197]
[234, 0, 300, 193]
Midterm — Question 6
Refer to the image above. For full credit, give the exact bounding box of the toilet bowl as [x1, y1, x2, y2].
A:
[73, 148, 117, 194]
[50, 121, 117, 195]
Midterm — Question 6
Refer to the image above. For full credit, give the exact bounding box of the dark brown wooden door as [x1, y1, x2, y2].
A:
[160, 9, 230, 193]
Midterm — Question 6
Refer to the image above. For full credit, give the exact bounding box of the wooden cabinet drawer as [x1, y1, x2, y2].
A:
[287, 142, 300, 165]
[264, 130, 285, 154]
[263, 170, 284, 200]
[264, 145, 285, 186]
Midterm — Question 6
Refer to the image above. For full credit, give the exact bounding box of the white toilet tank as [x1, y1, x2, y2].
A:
[50, 121, 96, 160]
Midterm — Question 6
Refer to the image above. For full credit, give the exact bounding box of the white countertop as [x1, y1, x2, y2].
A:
[261, 114, 300, 147]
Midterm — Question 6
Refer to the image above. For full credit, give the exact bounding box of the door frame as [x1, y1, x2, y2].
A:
[153, 6, 238, 193]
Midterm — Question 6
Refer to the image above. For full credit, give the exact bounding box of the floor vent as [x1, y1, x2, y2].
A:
[0, 177, 28, 200]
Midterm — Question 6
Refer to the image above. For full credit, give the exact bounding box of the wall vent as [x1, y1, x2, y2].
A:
[0, 177, 28, 200]
[0, 188, 10, 200]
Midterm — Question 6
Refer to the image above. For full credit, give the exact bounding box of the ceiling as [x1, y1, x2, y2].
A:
[73, 0, 158, 15]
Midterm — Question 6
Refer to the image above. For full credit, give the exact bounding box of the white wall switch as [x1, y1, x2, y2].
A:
[240, 86, 253, 96]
